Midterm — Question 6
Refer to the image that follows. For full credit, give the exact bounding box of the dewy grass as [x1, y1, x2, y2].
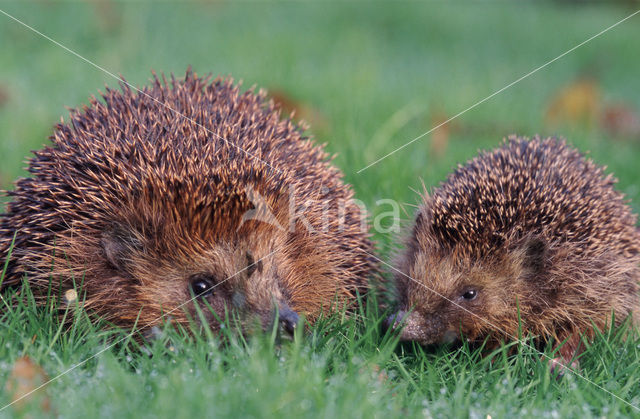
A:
[0, 232, 16, 291]
[1, 279, 639, 417]
[1, 1, 640, 417]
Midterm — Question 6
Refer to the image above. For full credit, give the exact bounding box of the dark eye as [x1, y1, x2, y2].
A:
[462, 289, 478, 301]
[190, 275, 215, 298]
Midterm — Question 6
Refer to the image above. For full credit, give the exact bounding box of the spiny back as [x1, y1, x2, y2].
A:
[25, 71, 335, 212]
[0, 70, 372, 300]
[426, 135, 640, 259]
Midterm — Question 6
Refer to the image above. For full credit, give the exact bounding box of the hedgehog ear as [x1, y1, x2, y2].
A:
[101, 226, 141, 274]
[245, 251, 262, 278]
[520, 237, 547, 276]
[413, 205, 431, 231]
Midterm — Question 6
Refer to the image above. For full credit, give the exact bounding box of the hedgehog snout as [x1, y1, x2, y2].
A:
[384, 310, 447, 345]
[383, 310, 408, 332]
[267, 304, 300, 337]
[278, 305, 300, 336]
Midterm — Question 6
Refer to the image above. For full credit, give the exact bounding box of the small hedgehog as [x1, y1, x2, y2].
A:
[0, 70, 375, 336]
[388, 135, 640, 369]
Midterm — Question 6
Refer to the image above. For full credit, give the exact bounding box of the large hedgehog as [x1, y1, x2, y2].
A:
[388, 135, 640, 368]
[0, 70, 375, 335]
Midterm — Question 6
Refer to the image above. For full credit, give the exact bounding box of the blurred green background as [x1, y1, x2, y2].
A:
[2, 1, 640, 255]
[2, 1, 640, 417]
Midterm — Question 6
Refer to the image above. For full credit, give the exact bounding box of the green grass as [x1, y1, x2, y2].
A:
[2, 281, 640, 418]
[2, 1, 640, 417]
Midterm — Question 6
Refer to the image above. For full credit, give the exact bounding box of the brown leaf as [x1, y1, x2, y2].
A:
[429, 109, 455, 158]
[600, 103, 640, 140]
[4, 356, 51, 413]
[91, 0, 122, 33]
[545, 77, 601, 128]
[269, 89, 328, 132]
[0, 84, 8, 108]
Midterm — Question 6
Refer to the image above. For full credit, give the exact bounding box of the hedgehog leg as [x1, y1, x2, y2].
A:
[548, 332, 582, 377]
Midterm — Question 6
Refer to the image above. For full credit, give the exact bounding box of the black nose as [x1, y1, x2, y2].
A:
[382, 311, 406, 332]
[279, 307, 300, 336]
[382, 314, 395, 331]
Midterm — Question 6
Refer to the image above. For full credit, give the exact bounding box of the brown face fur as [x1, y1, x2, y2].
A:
[390, 136, 640, 347]
[50, 193, 353, 333]
[0, 70, 375, 335]
[393, 228, 557, 345]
